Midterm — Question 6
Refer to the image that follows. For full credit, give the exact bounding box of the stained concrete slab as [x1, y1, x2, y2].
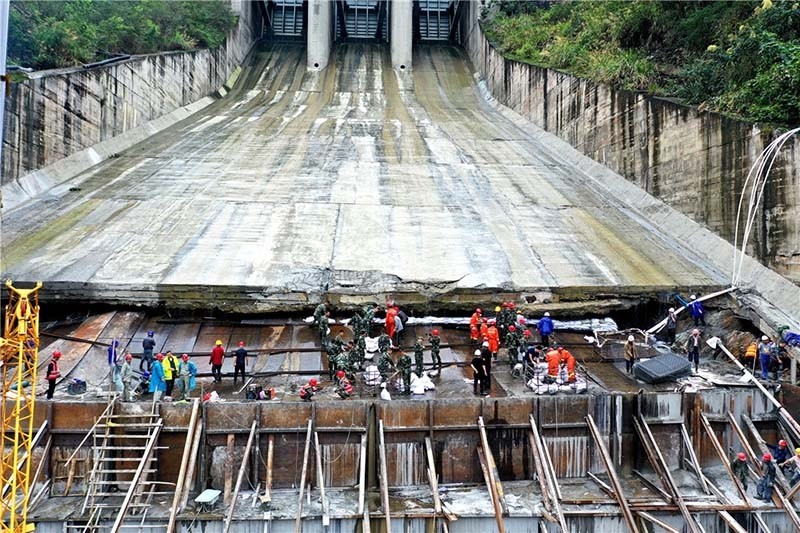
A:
[1, 43, 725, 311]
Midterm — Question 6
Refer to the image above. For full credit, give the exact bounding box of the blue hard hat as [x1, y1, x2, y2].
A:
[147, 331, 155, 337]
[141, 371, 151, 379]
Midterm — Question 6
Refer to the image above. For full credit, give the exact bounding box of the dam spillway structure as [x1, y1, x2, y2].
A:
[2, 1, 800, 532]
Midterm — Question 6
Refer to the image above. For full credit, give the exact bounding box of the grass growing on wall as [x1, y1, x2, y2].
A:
[9, 0, 237, 70]
[483, 0, 800, 126]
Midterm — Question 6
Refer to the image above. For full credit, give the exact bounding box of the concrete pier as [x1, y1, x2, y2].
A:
[306, 0, 332, 69]
[391, 0, 412, 69]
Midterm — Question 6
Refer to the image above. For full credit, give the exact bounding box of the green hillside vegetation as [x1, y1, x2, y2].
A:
[9, 0, 237, 70]
[484, 0, 800, 125]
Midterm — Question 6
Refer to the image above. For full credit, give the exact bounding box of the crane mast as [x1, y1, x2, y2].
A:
[0, 280, 42, 532]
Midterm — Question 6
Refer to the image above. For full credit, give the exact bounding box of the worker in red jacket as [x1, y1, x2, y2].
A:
[46, 351, 62, 400]
[209, 339, 225, 383]
[385, 306, 398, 343]
[469, 308, 482, 343]
[486, 320, 500, 357]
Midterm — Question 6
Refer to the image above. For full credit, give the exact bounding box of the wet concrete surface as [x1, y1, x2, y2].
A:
[2, 43, 724, 310]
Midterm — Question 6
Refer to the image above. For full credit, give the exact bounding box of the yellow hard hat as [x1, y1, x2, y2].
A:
[215, 339, 223, 346]
[796, 448, 800, 454]
[494, 306, 501, 312]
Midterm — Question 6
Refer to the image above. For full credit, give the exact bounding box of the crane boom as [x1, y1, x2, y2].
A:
[0, 280, 42, 532]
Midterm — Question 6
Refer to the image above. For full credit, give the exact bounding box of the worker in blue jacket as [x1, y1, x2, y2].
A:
[689, 295, 706, 326]
[149, 353, 167, 402]
[537, 312, 554, 347]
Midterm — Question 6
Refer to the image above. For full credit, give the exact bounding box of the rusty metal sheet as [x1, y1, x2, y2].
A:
[543, 429, 590, 478]
[314, 401, 367, 429]
[162, 322, 201, 354]
[50, 402, 108, 431]
[205, 403, 258, 431]
[487, 426, 532, 481]
[68, 311, 144, 386]
[261, 402, 312, 430]
[439, 431, 481, 483]
[42, 312, 115, 387]
[483, 398, 534, 425]
[128, 316, 175, 354]
[432, 398, 482, 427]
[537, 396, 590, 426]
[386, 440, 427, 486]
[159, 402, 194, 429]
[641, 392, 683, 423]
[379, 401, 429, 430]
[318, 433, 361, 487]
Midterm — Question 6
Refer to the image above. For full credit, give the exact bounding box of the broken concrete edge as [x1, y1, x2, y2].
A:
[471, 74, 800, 336]
[224, 66, 243, 92]
[17, 280, 729, 316]
[0, 96, 214, 211]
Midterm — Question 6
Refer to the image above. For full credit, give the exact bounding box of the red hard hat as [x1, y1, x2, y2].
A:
[336, 370, 345, 378]
[518, 316, 526, 324]
[476, 308, 482, 314]
[780, 440, 788, 447]
[509, 303, 516, 309]
[737, 452, 746, 461]
[182, 353, 189, 360]
[309, 378, 318, 387]
[501, 302, 508, 308]
[432, 329, 439, 336]
[156, 353, 164, 360]
[557, 346, 564, 351]
[523, 330, 532, 337]
[53, 351, 62, 359]
[508, 325, 516, 332]
[763, 453, 772, 461]
[238, 341, 244, 347]
[125, 353, 132, 361]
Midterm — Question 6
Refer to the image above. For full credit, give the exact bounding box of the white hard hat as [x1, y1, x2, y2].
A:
[627, 335, 635, 342]
[474, 349, 482, 356]
[381, 383, 387, 388]
[762, 335, 769, 341]
[668, 307, 675, 312]
[690, 295, 697, 300]
[544, 312, 550, 317]
[482, 341, 489, 347]
[692, 328, 700, 334]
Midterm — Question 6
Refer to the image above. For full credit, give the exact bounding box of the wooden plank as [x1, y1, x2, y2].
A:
[530, 415, 567, 533]
[477, 448, 505, 533]
[260, 434, 274, 504]
[527, 432, 552, 513]
[314, 432, 329, 527]
[358, 433, 367, 515]
[718, 510, 747, 533]
[224, 434, 235, 505]
[637, 511, 680, 533]
[224, 420, 257, 533]
[680, 423, 710, 495]
[698, 413, 751, 506]
[377, 419, 391, 533]
[180, 423, 203, 511]
[167, 398, 200, 533]
[424, 437, 442, 515]
[586, 414, 638, 533]
[637, 416, 699, 533]
[294, 419, 313, 533]
[477, 416, 508, 516]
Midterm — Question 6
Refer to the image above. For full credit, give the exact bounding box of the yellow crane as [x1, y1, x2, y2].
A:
[0, 280, 42, 533]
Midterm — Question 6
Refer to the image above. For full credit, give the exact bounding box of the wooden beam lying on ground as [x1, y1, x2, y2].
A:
[478, 417, 508, 516]
[586, 415, 638, 533]
[294, 419, 313, 533]
[635, 416, 700, 533]
[167, 399, 199, 533]
[225, 420, 257, 533]
[529, 415, 568, 533]
[699, 412, 752, 506]
[377, 420, 391, 533]
[637, 511, 680, 533]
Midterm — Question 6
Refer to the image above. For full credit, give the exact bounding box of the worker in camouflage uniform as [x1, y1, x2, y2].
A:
[505, 325, 521, 365]
[429, 329, 442, 377]
[314, 302, 330, 344]
[378, 351, 395, 381]
[351, 336, 366, 370]
[378, 333, 391, 355]
[357, 303, 378, 338]
[325, 334, 346, 379]
[413, 337, 425, 377]
[397, 351, 412, 394]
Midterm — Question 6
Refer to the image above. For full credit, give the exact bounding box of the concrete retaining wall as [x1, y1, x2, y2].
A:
[459, 2, 800, 285]
[1, 0, 260, 189]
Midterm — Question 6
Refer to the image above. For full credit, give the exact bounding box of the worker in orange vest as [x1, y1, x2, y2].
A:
[486, 320, 500, 358]
[46, 351, 62, 400]
[469, 308, 482, 343]
[480, 317, 489, 340]
[544, 349, 560, 383]
[385, 306, 398, 345]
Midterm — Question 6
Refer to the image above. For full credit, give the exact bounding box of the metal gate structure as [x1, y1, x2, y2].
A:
[417, 0, 454, 41]
[264, 0, 306, 38]
[335, 0, 389, 41]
